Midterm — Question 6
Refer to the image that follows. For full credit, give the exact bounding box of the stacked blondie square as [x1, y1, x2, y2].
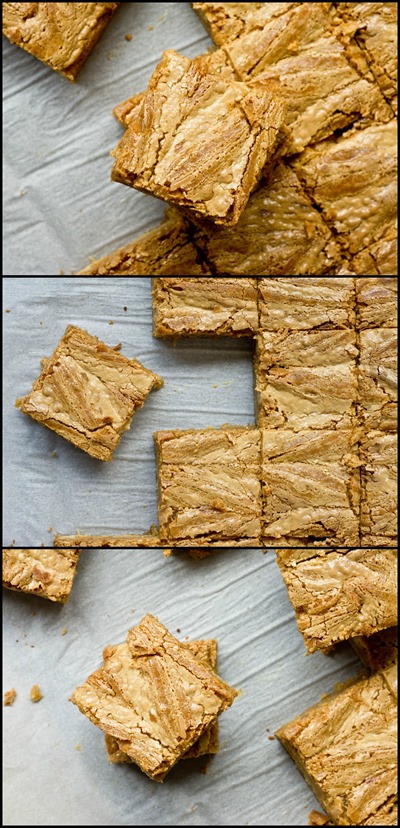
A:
[77, 2, 397, 276]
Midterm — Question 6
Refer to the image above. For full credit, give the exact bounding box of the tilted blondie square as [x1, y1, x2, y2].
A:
[276, 666, 398, 825]
[351, 626, 398, 673]
[16, 325, 163, 461]
[262, 429, 360, 547]
[258, 277, 356, 330]
[360, 430, 397, 546]
[255, 329, 358, 430]
[191, 164, 342, 276]
[71, 614, 237, 781]
[111, 49, 285, 227]
[155, 427, 262, 545]
[153, 278, 258, 337]
[77, 212, 210, 275]
[2, 2, 119, 80]
[358, 329, 397, 432]
[276, 548, 397, 653]
[104, 638, 219, 762]
[2, 548, 80, 603]
[355, 278, 398, 329]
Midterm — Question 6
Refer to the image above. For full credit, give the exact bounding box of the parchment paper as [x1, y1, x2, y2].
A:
[3, 549, 361, 826]
[3, 3, 212, 275]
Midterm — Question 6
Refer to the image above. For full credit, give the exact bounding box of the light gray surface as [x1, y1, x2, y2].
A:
[3, 3, 212, 275]
[3, 549, 362, 826]
[3, 276, 257, 546]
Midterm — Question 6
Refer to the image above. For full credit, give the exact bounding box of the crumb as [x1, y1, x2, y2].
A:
[308, 810, 330, 826]
[200, 765, 208, 774]
[61, 628, 68, 636]
[6, 308, 11, 313]
[147, 25, 154, 31]
[268, 735, 275, 741]
[19, 189, 26, 197]
[51, 451, 57, 457]
[59, 269, 65, 276]
[48, 527, 53, 533]
[4, 688, 16, 706]
[39, 321, 43, 325]
[176, 628, 181, 633]
[212, 384, 218, 388]
[30, 684, 43, 703]
[124, 33, 133, 41]
[108, 320, 114, 325]
[123, 306, 128, 311]
[75, 743, 82, 751]
[112, 343, 122, 351]
[158, 14, 165, 22]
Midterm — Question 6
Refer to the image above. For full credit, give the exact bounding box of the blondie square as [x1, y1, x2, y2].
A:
[111, 49, 285, 227]
[103, 638, 219, 762]
[351, 226, 398, 276]
[276, 548, 397, 653]
[255, 329, 358, 430]
[358, 329, 397, 432]
[2, 548, 80, 603]
[262, 429, 360, 547]
[192, 164, 342, 276]
[2, 2, 119, 81]
[276, 667, 398, 825]
[351, 626, 398, 673]
[355, 278, 398, 329]
[152, 278, 258, 337]
[78, 212, 210, 275]
[360, 430, 397, 546]
[16, 325, 163, 461]
[258, 277, 355, 331]
[292, 121, 397, 258]
[154, 427, 262, 544]
[71, 614, 237, 781]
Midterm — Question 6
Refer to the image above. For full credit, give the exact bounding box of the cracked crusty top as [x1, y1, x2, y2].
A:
[2, 548, 79, 603]
[153, 277, 258, 336]
[71, 614, 237, 781]
[111, 49, 285, 226]
[276, 548, 397, 652]
[2, 3, 119, 80]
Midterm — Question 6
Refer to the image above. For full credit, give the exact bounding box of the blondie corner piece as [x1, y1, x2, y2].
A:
[104, 638, 219, 763]
[276, 548, 398, 653]
[276, 667, 398, 825]
[154, 427, 262, 545]
[16, 325, 163, 461]
[111, 49, 285, 227]
[2, 548, 80, 604]
[355, 278, 398, 330]
[2, 3, 119, 81]
[351, 627, 398, 673]
[153, 278, 258, 337]
[71, 614, 237, 781]
[77, 212, 210, 276]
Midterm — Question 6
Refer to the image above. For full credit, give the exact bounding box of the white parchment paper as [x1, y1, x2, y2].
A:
[3, 3, 212, 275]
[3, 549, 361, 826]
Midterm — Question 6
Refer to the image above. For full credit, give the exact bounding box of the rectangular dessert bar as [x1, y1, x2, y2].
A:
[152, 278, 258, 337]
[276, 666, 398, 825]
[78, 212, 211, 275]
[355, 278, 398, 329]
[104, 638, 219, 762]
[71, 614, 237, 781]
[258, 277, 356, 331]
[54, 534, 164, 548]
[262, 429, 360, 547]
[111, 49, 285, 227]
[2, 2, 119, 80]
[2, 548, 80, 603]
[154, 427, 262, 545]
[275, 548, 397, 653]
[16, 325, 163, 461]
[358, 328, 397, 432]
[255, 329, 358, 430]
[360, 430, 397, 546]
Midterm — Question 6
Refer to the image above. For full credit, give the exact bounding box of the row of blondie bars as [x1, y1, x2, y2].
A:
[2, 547, 398, 824]
[27, 276, 396, 550]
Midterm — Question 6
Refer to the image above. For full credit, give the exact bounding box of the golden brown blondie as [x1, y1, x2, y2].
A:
[2, 548, 80, 603]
